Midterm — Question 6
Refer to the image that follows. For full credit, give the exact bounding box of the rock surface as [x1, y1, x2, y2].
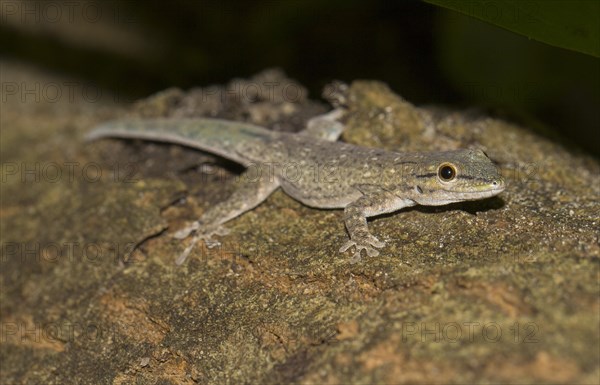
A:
[1, 63, 598, 384]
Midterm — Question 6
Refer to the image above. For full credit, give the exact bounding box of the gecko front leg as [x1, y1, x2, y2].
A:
[174, 168, 280, 265]
[339, 186, 415, 263]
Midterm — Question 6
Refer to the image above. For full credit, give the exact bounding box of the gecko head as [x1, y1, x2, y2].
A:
[409, 149, 505, 206]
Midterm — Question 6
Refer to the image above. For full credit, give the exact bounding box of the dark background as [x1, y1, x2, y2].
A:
[2, 0, 598, 156]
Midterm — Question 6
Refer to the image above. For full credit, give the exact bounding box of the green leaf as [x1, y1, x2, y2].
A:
[425, 0, 599, 57]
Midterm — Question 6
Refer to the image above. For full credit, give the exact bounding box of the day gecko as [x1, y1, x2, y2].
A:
[87, 109, 505, 264]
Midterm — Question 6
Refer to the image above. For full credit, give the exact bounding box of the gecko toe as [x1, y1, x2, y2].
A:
[363, 234, 385, 248]
[175, 235, 199, 265]
[349, 251, 363, 264]
[204, 238, 222, 248]
[365, 246, 380, 257]
[340, 238, 382, 262]
[339, 240, 355, 253]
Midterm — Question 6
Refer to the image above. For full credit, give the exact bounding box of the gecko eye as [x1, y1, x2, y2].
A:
[438, 163, 456, 181]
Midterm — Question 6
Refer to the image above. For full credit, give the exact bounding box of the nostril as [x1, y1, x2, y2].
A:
[492, 181, 497, 186]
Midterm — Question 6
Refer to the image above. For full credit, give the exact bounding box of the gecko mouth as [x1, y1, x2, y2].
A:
[415, 183, 505, 206]
[440, 179, 505, 201]
[459, 182, 505, 199]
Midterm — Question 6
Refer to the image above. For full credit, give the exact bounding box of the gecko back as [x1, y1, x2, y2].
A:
[86, 118, 278, 166]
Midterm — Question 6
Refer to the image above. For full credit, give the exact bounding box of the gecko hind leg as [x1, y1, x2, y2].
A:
[173, 169, 280, 265]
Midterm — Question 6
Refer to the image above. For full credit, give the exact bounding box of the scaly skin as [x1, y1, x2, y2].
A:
[87, 110, 505, 263]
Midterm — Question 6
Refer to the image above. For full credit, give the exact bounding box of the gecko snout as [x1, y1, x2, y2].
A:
[490, 177, 505, 191]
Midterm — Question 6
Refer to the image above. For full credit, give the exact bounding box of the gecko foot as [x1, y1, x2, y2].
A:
[339, 234, 385, 264]
[173, 222, 230, 265]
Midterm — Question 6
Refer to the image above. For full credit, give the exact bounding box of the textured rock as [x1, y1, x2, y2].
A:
[1, 63, 598, 384]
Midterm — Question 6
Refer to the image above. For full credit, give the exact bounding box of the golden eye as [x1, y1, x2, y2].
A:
[438, 163, 456, 181]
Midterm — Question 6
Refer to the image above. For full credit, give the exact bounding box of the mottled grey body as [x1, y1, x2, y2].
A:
[87, 110, 505, 263]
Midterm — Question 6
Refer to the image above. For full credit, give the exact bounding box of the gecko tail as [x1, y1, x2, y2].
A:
[86, 118, 275, 165]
